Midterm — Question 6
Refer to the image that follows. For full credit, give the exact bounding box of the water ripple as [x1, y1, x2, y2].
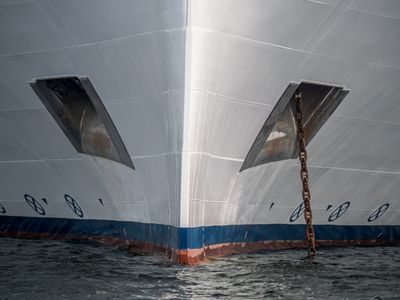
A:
[0, 238, 399, 299]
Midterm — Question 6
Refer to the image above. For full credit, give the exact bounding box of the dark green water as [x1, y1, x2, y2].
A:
[0, 238, 399, 299]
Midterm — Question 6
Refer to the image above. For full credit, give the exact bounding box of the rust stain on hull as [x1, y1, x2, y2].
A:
[1, 229, 398, 265]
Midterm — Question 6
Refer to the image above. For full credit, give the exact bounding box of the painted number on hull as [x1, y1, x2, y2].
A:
[65, 194, 84, 218]
[368, 204, 390, 222]
[328, 201, 350, 222]
[0, 203, 6, 214]
[290, 202, 305, 222]
[24, 194, 46, 215]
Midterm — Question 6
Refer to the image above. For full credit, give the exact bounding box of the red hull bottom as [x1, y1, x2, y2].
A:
[1, 229, 398, 265]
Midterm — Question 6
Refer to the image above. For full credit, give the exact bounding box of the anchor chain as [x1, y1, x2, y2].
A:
[294, 90, 317, 257]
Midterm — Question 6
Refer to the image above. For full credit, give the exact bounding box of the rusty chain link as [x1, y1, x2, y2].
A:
[294, 89, 317, 258]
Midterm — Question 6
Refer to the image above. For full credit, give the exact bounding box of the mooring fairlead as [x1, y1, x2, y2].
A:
[294, 89, 317, 258]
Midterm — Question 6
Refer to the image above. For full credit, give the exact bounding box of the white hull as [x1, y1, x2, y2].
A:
[0, 0, 399, 262]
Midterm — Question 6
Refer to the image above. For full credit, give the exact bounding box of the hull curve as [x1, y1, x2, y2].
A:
[0, 0, 400, 263]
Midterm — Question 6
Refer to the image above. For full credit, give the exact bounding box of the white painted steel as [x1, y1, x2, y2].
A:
[0, 0, 399, 230]
[0, 0, 187, 228]
[186, 0, 400, 227]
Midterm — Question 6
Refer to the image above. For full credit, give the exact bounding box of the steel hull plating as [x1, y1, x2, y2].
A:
[1, 216, 399, 264]
[0, 0, 400, 263]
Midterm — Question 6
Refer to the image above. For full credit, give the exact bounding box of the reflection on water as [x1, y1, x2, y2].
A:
[0, 238, 399, 299]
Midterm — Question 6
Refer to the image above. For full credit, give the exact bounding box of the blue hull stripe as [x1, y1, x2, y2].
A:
[1, 216, 399, 250]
